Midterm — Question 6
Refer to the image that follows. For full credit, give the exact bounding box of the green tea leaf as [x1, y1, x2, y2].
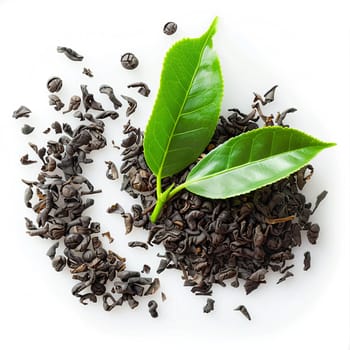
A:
[183, 126, 335, 198]
[144, 17, 223, 179]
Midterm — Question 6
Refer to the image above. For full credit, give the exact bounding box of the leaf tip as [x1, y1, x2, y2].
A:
[203, 16, 219, 41]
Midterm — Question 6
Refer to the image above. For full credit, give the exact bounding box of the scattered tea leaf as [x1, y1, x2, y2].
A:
[304, 251, 311, 271]
[203, 298, 215, 313]
[234, 305, 251, 321]
[128, 241, 148, 250]
[20, 154, 37, 165]
[312, 190, 328, 214]
[277, 271, 294, 284]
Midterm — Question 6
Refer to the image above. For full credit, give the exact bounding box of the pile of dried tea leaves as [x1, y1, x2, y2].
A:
[16, 20, 329, 320]
[18, 46, 161, 315]
[120, 87, 327, 300]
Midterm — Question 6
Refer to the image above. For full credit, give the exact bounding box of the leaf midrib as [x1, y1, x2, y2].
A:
[158, 30, 214, 179]
[185, 144, 326, 187]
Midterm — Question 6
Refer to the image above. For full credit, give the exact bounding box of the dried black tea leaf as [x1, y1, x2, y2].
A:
[52, 255, 66, 272]
[234, 305, 251, 321]
[51, 121, 62, 134]
[63, 95, 81, 114]
[296, 165, 314, 190]
[275, 107, 297, 127]
[122, 213, 133, 234]
[121, 95, 137, 116]
[80, 293, 97, 305]
[102, 231, 114, 244]
[21, 124, 35, 135]
[148, 300, 158, 318]
[96, 111, 119, 120]
[82, 67, 93, 77]
[57, 46, 84, 61]
[142, 264, 151, 274]
[307, 224, 320, 244]
[62, 123, 73, 137]
[20, 154, 37, 165]
[277, 271, 294, 284]
[203, 298, 215, 313]
[304, 251, 311, 271]
[262, 85, 278, 104]
[156, 259, 168, 274]
[161, 292, 167, 302]
[24, 186, 33, 208]
[49, 95, 65, 111]
[145, 277, 160, 295]
[103, 293, 118, 311]
[120, 53, 139, 70]
[13, 105, 31, 119]
[128, 241, 148, 250]
[312, 190, 328, 214]
[107, 203, 125, 214]
[46, 242, 60, 260]
[73, 111, 85, 121]
[127, 82, 151, 97]
[163, 22, 177, 35]
[111, 140, 120, 149]
[81, 84, 104, 112]
[280, 264, 294, 274]
[244, 280, 260, 295]
[24, 217, 37, 230]
[99, 85, 122, 109]
[47, 77, 62, 93]
[105, 161, 119, 180]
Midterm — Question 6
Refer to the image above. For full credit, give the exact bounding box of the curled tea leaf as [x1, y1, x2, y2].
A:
[57, 46, 84, 61]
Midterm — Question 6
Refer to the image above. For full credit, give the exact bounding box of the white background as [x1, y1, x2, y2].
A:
[0, 0, 349, 349]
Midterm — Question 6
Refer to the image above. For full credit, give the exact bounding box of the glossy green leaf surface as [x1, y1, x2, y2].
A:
[144, 17, 223, 179]
[184, 126, 335, 198]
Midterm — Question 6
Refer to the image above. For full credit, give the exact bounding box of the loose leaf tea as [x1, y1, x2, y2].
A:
[120, 85, 333, 305]
[121, 53, 139, 70]
[127, 82, 151, 97]
[21, 124, 35, 135]
[148, 300, 159, 318]
[82, 67, 93, 77]
[304, 251, 311, 271]
[163, 22, 178, 35]
[234, 305, 251, 321]
[276, 271, 294, 284]
[47, 77, 63, 93]
[13, 105, 31, 119]
[17, 17, 336, 320]
[203, 298, 215, 313]
[121, 95, 137, 117]
[57, 46, 84, 61]
[19, 55, 160, 314]
[99, 85, 122, 109]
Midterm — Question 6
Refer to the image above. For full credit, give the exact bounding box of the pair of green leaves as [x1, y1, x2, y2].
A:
[143, 17, 335, 222]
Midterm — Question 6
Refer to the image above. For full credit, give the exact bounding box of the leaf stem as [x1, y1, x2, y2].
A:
[167, 182, 188, 200]
[156, 175, 162, 199]
[150, 183, 175, 223]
